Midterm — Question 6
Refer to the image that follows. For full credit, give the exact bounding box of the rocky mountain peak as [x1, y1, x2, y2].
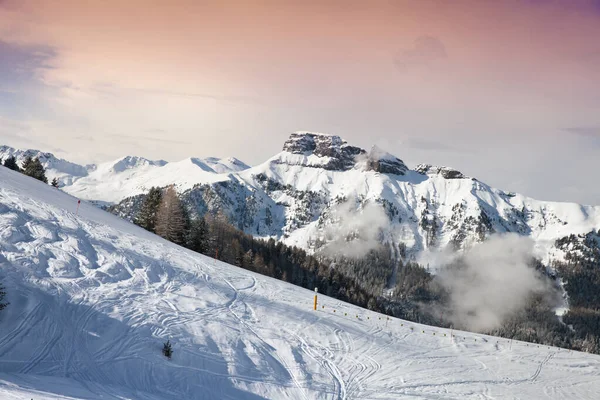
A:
[281, 132, 408, 175]
[365, 146, 408, 176]
[111, 156, 167, 173]
[283, 132, 345, 155]
[280, 132, 366, 171]
[415, 164, 468, 179]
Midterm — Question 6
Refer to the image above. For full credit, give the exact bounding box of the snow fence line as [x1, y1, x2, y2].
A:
[305, 300, 574, 355]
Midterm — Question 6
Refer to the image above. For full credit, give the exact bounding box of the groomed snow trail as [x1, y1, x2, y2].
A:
[1, 167, 600, 399]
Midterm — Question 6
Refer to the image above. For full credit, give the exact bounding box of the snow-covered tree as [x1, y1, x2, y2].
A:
[2, 155, 20, 172]
[22, 156, 48, 183]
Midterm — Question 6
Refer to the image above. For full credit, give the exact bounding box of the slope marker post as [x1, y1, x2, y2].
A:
[313, 287, 318, 311]
[76, 199, 81, 215]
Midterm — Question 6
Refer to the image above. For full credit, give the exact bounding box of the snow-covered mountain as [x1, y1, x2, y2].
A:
[1, 163, 600, 399]
[2, 132, 600, 266]
[0, 146, 249, 204]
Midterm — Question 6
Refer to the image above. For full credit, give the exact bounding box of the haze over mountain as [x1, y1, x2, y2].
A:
[2, 0, 600, 205]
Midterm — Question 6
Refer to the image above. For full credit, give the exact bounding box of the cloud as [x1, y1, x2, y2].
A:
[394, 36, 447, 72]
[87, 85, 261, 106]
[399, 137, 464, 153]
[105, 133, 192, 146]
[563, 126, 600, 147]
[319, 198, 389, 258]
[431, 234, 557, 332]
[563, 126, 600, 138]
[0, 41, 55, 85]
[0, 117, 68, 154]
[0, 0, 599, 207]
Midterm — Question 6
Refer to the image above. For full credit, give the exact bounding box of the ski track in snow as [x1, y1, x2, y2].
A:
[0, 168, 600, 399]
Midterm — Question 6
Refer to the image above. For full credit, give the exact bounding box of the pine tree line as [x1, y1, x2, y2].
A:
[0, 283, 8, 312]
[1, 155, 55, 186]
[133, 186, 401, 316]
[549, 230, 600, 353]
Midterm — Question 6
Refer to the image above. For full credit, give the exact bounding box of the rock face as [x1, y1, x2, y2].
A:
[281, 131, 366, 171]
[415, 164, 467, 179]
[366, 146, 408, 176]
[281, 132, 410, 174]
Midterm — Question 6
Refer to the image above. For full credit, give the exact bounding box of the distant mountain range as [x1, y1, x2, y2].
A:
[2, 132, 599, 271]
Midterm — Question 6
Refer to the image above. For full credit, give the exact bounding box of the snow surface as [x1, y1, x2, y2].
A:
[1, 167, 600, 399]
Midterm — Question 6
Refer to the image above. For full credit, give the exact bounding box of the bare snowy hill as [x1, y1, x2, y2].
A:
[1, 162, 600, 399]
[0, 146, 249, 204]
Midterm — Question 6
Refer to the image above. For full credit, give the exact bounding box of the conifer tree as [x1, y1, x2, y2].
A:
[206, 210, 229, 259]
[155, 186, 186, 245]
[22, 156, 48, 183]
[21, 155, 33, 173]
[162, 340, 173, 358]
[134, 187, 163, 232]
[3, 155, 20, 172]
[51, 177, 59, 188]
[185, 217, 209, 254]
[0, 283, 7, 311]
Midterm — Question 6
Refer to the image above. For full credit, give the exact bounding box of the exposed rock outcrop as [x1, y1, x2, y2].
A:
[366, 146, 408, 175]
[281, 132, 408, 174]
[415, 164, 467, 179]
[281, 132, 366, 171]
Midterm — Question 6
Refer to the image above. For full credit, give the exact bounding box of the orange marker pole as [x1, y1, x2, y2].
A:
[313, 287, 318, 310]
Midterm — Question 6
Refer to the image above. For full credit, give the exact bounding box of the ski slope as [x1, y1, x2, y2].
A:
[1, 167, 600, 399]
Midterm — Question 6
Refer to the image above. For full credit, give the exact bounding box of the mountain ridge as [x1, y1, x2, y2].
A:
[2, 133, 599, 269]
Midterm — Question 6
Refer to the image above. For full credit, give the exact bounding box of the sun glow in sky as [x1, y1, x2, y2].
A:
[1, 0, 599, 204]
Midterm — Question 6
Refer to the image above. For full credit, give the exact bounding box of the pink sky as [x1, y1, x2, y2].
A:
[1, 0, 599, 203]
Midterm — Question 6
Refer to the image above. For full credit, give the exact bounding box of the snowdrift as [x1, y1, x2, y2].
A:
[0, 167, 600, 399]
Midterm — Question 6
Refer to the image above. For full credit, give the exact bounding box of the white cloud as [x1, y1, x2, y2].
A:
[433, 234, 556, 332]
[394, 36, 447, 71]
[319, 198, 389, 258]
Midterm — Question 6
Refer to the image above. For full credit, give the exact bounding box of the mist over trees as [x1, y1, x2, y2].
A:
[130, 186, 600, 355]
